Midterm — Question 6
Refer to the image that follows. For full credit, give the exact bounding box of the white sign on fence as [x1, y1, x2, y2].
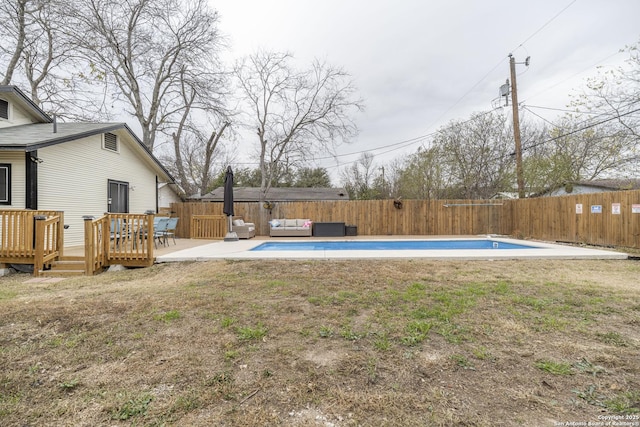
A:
[612, 203, 621, 215]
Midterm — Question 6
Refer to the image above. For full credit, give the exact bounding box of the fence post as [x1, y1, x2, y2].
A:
[33, 215, 47, 277]
[145, 211, 155, 266]
[57, 211, 65, 256]
[83, 216, 95, 276]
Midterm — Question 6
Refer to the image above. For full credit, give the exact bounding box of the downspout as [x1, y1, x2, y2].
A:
[25, 151, 38, 209]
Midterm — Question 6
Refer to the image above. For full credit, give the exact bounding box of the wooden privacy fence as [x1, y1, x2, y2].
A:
[172, 189, 640, 249]
[509, 190, 640, 248]
[173, 199, 509, 238]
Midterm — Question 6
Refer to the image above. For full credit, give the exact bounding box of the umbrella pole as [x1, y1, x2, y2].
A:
[224, 215, 239, 242]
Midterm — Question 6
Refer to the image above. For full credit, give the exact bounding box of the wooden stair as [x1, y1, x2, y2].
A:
[40, 256, 86, 277]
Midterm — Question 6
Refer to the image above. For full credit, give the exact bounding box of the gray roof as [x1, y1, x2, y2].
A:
[0, 85, 174, 182]
[570, 178, 640, 190]
[535, 178, 640, 197]
[0, 86, 51, 123]
[0, 122, 125, 151]
[201, 187, 350, 202]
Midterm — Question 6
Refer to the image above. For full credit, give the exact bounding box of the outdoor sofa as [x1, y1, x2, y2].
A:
[232, 219, 256, 239]
[269, 219, 312, 237]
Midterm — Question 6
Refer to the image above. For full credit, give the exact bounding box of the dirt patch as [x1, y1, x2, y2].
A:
[0, 259, 639, 426]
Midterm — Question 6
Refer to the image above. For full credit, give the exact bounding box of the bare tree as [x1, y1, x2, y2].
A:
[161, 65, 232, 196]
[0, 0, 29, 85]
[0, 0, 113, 119]
[434, 111, 514, 199]
[340, 153, 382, 200]
[574, 40, 640, 140]
[67, 0, 224, 151]
[234, 51, 363, 200]
[395, 145, 447, 199]
[546, 117, 631, 181]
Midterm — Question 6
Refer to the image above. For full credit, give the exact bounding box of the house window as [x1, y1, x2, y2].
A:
[0, 99, 8, 120]
[0, 164, 11, 205]
[103, 132, 119, 152]
[108, 179, 129, 213]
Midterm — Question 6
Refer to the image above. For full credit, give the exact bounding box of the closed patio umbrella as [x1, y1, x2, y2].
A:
[223, 166, 238, 241]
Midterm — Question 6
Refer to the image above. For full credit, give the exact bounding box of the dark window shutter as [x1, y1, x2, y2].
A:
[0, 99, 8, 119]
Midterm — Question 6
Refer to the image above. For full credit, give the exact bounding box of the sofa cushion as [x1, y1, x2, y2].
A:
[233, 219, 245, 226]
[269, 219, 281, 227]
[284, 219, 298, 227]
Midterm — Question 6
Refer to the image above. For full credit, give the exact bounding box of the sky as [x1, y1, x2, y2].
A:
[211, 0, 640, 182]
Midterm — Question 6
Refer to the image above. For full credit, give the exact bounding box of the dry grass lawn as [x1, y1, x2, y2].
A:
[1, 259, 639, 426]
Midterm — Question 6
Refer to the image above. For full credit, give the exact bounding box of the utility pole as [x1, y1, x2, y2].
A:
[509, 54, 525, 199]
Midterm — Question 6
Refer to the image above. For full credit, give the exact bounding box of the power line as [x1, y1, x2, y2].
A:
[317, 107, 505, 166]
[519, 106, 640, 154]
[343, 0, 580, 166]
[511, 0, 577, 51]
[522, 105, 559, 127]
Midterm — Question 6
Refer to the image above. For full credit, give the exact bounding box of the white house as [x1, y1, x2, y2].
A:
[540, 179, 640, 197]
[0, 86, 174, 247]
[158, 182, 183, 213]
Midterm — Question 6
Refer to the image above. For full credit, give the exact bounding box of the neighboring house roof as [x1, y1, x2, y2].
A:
[537, 179, 640, 197]
[201, 187, 350, 202]
[490, 192, 529, 199]
[568, 178, 640, 191]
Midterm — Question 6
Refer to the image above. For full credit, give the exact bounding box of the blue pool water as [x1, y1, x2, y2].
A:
[250, 240, 537, 251]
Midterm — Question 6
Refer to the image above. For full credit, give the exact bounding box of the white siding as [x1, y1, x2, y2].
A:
[158, 183, 181, 209]
[38, 131, 159, 247]
[0, 152, 26, 208]
[545, 186, 611, 197]
[0, 98, 40, 128]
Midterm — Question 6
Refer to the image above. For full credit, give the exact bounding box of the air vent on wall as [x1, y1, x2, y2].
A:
[103, 132, 118, 152]
[0, 99, 8, 120]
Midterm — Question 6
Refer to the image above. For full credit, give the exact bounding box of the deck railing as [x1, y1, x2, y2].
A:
[0, 210, 63, 274]
[190, 215, 226, 239]
[0, 210, 157, 276]
[33, 215, 62, 276]
[84, 213, 155, 274]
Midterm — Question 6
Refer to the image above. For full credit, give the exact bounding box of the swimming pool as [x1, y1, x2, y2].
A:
[251, 239, 536, 251]
[155, 237, 628, 262]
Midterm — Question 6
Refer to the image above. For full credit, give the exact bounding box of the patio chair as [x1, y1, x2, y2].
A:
[164, 217, 179, 245]
[153, 217, 170, 248]
[232, 218, 256, 239]
[110, 218, 130, 245]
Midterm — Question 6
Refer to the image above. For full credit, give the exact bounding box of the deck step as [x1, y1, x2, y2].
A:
[40, 256, 87, 277]
[40, 269, 85, 277]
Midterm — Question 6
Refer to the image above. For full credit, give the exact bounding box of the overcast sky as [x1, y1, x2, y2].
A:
[211, 0, 640, 180]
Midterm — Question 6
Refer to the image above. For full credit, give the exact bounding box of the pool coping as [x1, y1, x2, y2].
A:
[155, 236, 628, 262]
